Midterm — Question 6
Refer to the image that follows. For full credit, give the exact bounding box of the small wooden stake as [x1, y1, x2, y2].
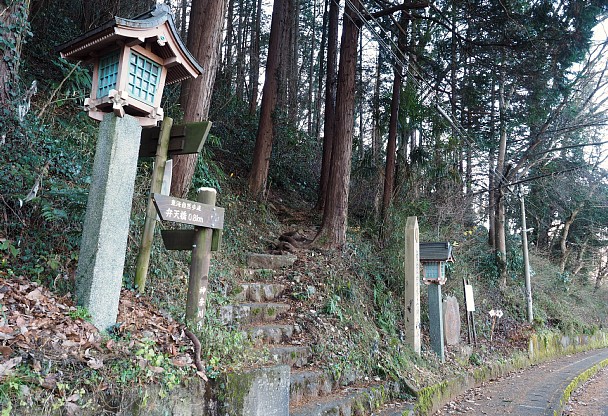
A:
[134, 116, 173, 293]
[185, 188, 216, 328]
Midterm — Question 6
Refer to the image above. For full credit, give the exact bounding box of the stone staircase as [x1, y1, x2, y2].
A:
[219, 253, 414, 415]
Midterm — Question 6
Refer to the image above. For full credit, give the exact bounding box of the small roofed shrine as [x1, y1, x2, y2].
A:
[420, 242, 454, 285]
[57, 4, 202, 127]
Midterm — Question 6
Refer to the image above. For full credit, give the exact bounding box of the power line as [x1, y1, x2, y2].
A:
[341, 0, 474, 146]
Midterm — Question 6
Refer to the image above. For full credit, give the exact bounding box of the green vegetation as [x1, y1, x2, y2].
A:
[1, 0, 608, 414]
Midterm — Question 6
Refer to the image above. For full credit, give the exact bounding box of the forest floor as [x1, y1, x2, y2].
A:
[1, 187, 605, 414]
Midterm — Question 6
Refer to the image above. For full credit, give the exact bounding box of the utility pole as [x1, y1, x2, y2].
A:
[519, 184, 533, 323]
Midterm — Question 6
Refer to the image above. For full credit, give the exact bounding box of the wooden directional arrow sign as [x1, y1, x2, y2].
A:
[160, 229, 222, 252]
[152, 193, 224, 229]
[139, 121, 212, 158]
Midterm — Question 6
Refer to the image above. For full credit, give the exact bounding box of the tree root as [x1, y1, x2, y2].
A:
[269, 230, 310, 254]
[184, 327, 204, 373]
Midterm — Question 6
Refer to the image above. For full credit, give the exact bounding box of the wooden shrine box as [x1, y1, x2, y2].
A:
[420, 242, 454, 285]
[56, 4, 202, 127]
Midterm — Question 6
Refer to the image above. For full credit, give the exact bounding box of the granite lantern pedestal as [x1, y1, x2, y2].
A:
[75, 114, 141, 330]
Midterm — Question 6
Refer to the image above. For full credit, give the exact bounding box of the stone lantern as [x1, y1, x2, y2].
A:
[420, 242, 454, 285]
[57, 4, 202, 127]
[420, 241, 454, 362]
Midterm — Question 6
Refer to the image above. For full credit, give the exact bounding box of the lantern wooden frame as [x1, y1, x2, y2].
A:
[420, 242, 454, 285]
[57, 5, 202, 127]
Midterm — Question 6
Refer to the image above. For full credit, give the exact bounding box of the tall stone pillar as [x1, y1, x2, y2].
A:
[404, 216, 421, 355]
[75, 113, 142, 330]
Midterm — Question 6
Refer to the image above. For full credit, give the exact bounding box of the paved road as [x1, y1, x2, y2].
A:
[564, 365, 608, 415]
[435, 348, 608, 415]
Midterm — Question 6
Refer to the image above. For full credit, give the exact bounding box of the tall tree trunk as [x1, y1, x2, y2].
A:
[248, 0, 262, 115]
[224, 0, 235, 90]
[171, 0, 228, 197]
[313, 0, 359, 249]
[381, 12, 408, 224]
[595, 253, 608, 291]
[315, 0, 339, 211]
[371, 49, 382, 163]
[235, 0, 246, 100]
[0, 0, 30, 107]
[495, 67, 508, 288]
[181, 0, 188, 39]
[306, 0, 317, 137]
[248, 0, 289, 197]
[357, 28, 364, 161]
[559, 207, 581, 272]
[487, 77, 496, 248]
[287, 0, 299, 125]
[314, 0, 328, 142]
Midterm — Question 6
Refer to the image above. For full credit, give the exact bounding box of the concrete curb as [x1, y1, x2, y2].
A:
[554, 357, 608, 416]
[412, 330, 608, 415]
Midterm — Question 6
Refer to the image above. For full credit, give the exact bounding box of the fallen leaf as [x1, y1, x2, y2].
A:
[65, 401, 80, 416]
[25, 288, 44, 301]
[0, 356, 22, 378]
[66, 392, 80, 402]
[86, 357, 103, 369]
[41, 374, 57, 390]
[149, 366, 164, 373]
[171, 357, 189, 367]
[32, 358, 41, 372]
[0, 346, 12, 357]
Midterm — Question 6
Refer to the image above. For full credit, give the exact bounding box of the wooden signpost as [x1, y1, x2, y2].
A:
[134, 120, 212, 293]
[152, 189, 224, 327]
[139, 121, 211, 158]
[463, 277, 478, 345]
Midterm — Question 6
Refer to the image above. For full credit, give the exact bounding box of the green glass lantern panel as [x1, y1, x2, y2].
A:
[97, 52, 120, 98]
[128, 52, 161, 105]
[423, 262, 441, 279]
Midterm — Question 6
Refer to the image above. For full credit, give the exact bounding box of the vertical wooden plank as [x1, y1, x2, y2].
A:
[186, 187, 216, 328]
[134, 116, 173, 293]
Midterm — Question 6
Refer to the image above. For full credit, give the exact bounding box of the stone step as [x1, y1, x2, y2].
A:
[220, 302, 290, 325]
[370, 402, 414, 416]
[238, 267, 277, 280]
[268, 345, 311, 368]
[245, 323, 295, 344]
[234, 282, 286, 302]
[246, 252, 297, 269]
[289, 382, 400, 416]
[290, 369, 336, 407]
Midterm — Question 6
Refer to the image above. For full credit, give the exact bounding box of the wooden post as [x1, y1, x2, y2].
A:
[428, 283, 445, 362]
[186, 187, 216, 327]
[134, 116, 173, 293]
[404, 216, 421, 355]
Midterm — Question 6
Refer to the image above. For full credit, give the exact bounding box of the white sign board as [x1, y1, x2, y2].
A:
[465, 284, 475, 312]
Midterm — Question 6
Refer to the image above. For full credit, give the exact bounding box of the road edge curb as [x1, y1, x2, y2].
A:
[555, 357, 608, 416]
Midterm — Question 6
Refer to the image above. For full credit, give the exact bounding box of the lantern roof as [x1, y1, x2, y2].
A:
[420, 242, 454, 263]
[56, 4, 202, 85]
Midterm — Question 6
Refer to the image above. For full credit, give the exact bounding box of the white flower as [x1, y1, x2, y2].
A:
[496, 310, 503, 318]
[489, 309, 496, 317]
